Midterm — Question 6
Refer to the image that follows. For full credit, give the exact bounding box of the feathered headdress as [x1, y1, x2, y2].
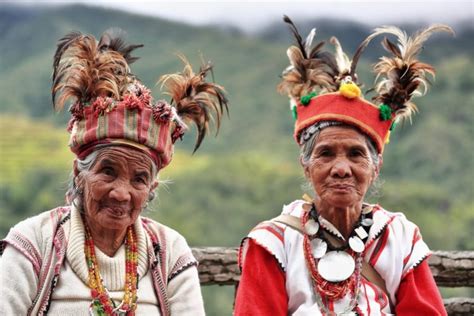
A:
[278, 17, 453, 152]
[52, 29, 228, 168]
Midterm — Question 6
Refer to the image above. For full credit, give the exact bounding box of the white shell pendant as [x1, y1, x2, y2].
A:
[318, 251, 355, 282]
[318, 216, 344, 240]
[348, 236, 365, 253]
[361, 218, 374, 227]
[304, 218, 319, 236]
[355, 226, 368, 240]
[310, 238, 327, 259]
[362, 205, 373, 214]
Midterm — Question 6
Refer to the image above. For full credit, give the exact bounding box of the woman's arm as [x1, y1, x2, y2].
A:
[234, 239, 288, 316]
[395, 259, 447, 315]
[167, 265, 205, 315]
[0, 245, 38, 315]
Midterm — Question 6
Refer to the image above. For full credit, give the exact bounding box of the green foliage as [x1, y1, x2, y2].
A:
[0, 5, 473, 314]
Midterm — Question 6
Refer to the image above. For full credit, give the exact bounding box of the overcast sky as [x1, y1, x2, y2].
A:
[8, 0, 474, 32]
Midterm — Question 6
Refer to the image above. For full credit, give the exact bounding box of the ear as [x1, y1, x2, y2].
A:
[73, 159, 79, 177]
[300, 156, 311, 179]
[151, 180, 159, 191]
[373, 154, 383, 180]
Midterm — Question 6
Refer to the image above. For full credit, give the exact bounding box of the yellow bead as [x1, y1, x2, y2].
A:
[339, 82, 361, 99]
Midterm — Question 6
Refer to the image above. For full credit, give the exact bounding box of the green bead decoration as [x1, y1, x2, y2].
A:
[390, 121, 397, 131]
[379, 104, 392, 121]
[291, 105, 298, 120]
[300, 92, 317, 105]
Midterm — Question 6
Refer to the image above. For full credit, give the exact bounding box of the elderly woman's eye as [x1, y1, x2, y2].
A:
[318, 149, 332, 157]
[135, 177, 146, 184]
[101, 166, 115, 176]
[349, 149, 365, 157]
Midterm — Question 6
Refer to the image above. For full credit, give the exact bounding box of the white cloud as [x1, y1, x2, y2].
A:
[6, 0, 473, 33]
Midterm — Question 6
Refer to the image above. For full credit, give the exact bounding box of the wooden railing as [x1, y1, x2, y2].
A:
[192, 247, 474, 315]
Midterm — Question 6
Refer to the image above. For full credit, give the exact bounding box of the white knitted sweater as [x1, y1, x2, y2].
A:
[0, 206, 205, 315]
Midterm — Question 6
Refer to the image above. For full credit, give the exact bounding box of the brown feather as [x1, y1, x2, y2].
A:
[278, 17, 338, 100]
[52, 31, 131, 111]
[370, 24, 453, 121]
[158, 55, 229, 152]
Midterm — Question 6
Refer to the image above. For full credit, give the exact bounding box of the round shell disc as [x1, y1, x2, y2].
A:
[362, 205, 373, 214]
[348, 236, 365, 253]
[304, 218, 319, 236]
[318, 251, 355, 282]
[310, 238, 327, 259]
[361, 218, 374, 227]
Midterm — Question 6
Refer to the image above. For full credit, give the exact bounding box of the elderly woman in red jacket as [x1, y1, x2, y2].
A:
[235, 17, 450, 315]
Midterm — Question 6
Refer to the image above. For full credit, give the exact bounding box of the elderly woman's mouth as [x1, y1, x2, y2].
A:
[101, 206, 130, 218]
[329, 183, 355, 191]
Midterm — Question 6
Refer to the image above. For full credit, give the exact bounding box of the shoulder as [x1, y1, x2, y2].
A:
[140, 216, 190, 248]
[1, 207, 71, 273]
[139, 216, 197, 275]
[2, 206, 70, 250]
[369, 205, 430, 274]
[371, 205, 424, 240]
[240, 200, 306, 270]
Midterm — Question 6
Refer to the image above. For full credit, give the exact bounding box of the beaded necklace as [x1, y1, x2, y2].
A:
[83, 219, 138, 316]
[301, 204, 373, 314]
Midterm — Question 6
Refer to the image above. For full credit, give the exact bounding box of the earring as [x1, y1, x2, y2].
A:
[148, 191, 156, 202]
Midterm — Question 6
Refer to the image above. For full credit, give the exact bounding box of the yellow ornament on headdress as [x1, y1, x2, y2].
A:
[339, 76, 361, 99]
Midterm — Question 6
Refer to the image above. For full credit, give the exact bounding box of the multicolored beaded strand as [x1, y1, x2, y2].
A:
[84, 221, 138, 316]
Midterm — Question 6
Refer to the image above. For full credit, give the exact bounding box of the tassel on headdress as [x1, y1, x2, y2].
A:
[370, 25, 454, 122]
[158, 55, 229, 152]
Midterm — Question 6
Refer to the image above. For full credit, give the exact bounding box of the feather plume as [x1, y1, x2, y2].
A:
[52, 30, 139, 111]
[98, 28, 143, 64]
[370, 24, 454, 121]
[330, 36, 352, 79]
[278, 16, 338, 100]
[158, 55, 229, 152]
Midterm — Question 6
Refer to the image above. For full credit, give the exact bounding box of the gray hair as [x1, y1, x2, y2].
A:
[300, 123, 382, 198]
[67, 146, 158, 211]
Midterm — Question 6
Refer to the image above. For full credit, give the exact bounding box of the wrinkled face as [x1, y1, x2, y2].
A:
[303, 126, 380, 209]
[77, 146, 157, 231]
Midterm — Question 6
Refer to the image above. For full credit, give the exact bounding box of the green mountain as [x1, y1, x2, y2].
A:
[1, 4, 473, 314]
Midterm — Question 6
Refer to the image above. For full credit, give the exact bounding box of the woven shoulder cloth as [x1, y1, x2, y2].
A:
[271, 213, 393, 308]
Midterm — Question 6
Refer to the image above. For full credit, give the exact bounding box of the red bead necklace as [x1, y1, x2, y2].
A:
[84, 220, 138, 315]
[302, 210, 357, 302]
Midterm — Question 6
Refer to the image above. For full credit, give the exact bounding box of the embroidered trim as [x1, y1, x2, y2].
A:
[38, 211, 71, 315]
[3, 232, 42, 275]
[240, 237, 286, 272]
[168, 260, 198, 283]
[141, 218, 170, 316]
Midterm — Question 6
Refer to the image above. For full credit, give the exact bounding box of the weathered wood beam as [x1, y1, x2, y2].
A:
[428, 251, 474, 287]
[444, 298, 474, 315]
[192, 248, 474, 287]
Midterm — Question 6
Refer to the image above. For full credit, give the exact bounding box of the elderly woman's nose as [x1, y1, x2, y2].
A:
[109, 184, 132, 202]
[330, 159, 352, 178]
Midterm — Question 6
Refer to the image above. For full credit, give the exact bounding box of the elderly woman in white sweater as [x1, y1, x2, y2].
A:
[0, 29, 228, 316]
